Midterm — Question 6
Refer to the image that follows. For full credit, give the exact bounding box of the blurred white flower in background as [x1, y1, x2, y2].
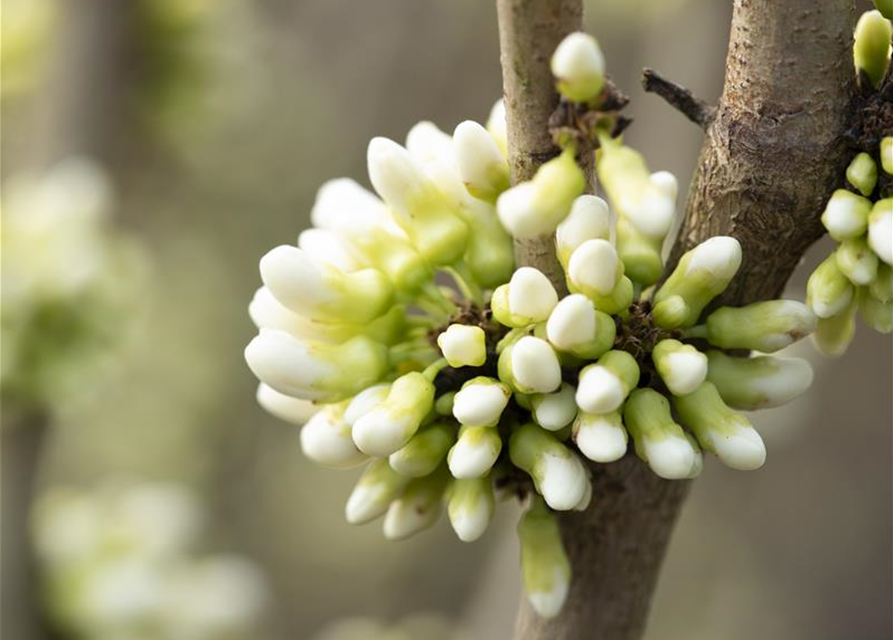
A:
[311, 612, 469, 640]
[32, 480, 269, 640]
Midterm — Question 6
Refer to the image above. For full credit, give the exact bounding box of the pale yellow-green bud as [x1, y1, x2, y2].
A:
[491, 267, 559, 328]
[868, 198, 893, 265]
[352, 372, 436, 456]
[550, 32, 606, 103]
[836, 237, 879, 286]
[846, 152, 878, 197]
[345, 459, 411, 525]
[615, 216, 664, 286]
[881, 137, 893, 175]
[673, 382, 766, 471]
[871, 263, 893, 302]
[858, 286, 893, 333]
[651, 339, 708, 397]
[572, 411, 628, 463]
[821, 189, 872, 241]
[705, 350, 814, 411]
[653, 236, 742, 328]
[437, 324, 487, 368]
[448, 424, 503, 479]
[807, 254, 855, 318]
[389, 422, 456, 477]
[651, 295, 689, 329]
[518, 497, 571, 619]
[462, 202, 515, 289]
[812, 300, 857, 356]
[545, 294, 616, 359]
[383, 466, 448, 540]
[509, 423, 588, 511]
[704, 300, 816, 353]
[576, 350, 640, 414]
[588, 276, 635, 315]
[624, 388, 700, 479]
[448, 476, 495, 542]
[854, 10, 892, 88]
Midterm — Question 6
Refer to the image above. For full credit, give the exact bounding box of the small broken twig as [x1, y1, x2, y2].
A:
[642, 68, 715, 129]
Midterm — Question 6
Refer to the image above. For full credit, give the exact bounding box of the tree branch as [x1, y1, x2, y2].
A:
[642, 68, 715, 129]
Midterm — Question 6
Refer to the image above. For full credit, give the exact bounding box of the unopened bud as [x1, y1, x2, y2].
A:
[437, 324, 487, 368]
[858, 287, 893, 333]
[343, 384, 389, 426]
[518, 498, 571, 619]
[491, 267, 559, 327]
[486, 99, 508, 157]
[573, 411, 628, 463]
[704, 300, 816, 353]
[389, 422, 455, 477]
[498, 337, 563, 394]
[352, 372, 435, 456]
[706, 350, 813, 411]
[836, 237, 879, 286]
[448, 425, 503, 479]
[846, 152, 878, 197]
[383, 468, 447, 540]
[256, 383, 318, 425]
[674, 382, 766, 471]
[882, 137, 893, 175]
[868, 198, 893, 265]
[555, 195, 611, 268]
[550, 32, 605, 103]
[854, 10, 892, 88]
[807, 254, 856, 318]
[652, 339, 708, 396]
[345, 459, 410, 525]
[624, 389, 700, 479]
[448, 477, 495, 542]
[509, 424, 588, 511]
[576, 350, 640, 414]
[300, 402, 368, 468]
[567, 238, 624, 298]
[812, 301, 857, 356]
[531, 383, 578, 431]
[821, 189, 872, 241]
[615, 216, 664, 286]
[452, 377, 512, 427]
[453, 120, 510, 202]
[651, 294, 689, 330]
[545, 294, 616, 359]
[871, 263, 893, 302]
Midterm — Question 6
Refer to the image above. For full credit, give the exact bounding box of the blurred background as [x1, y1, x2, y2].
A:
[1, 1, 890, 639]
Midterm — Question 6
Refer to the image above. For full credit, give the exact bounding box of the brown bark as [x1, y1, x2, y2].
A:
[499, 1, 856, 639]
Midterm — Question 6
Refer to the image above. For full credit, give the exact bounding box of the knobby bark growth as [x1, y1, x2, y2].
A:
[496, 1, 856, 639]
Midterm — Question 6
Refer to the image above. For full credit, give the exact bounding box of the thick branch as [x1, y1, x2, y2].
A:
[642, 68, 715, 129]
[669, 0, 856, 305]
[496, 0, 584, 293]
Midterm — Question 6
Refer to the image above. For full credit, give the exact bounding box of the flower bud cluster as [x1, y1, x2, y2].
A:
[805, 13, 893, 355]
[33, 481, 268, 640]
[245, 31, 818, 619]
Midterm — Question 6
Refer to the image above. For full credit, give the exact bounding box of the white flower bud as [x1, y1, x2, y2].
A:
[674, 383, 766, 471]
[575, 350, 640, 414]
[882, 137, 893, 175]
[297, 228, 363, 272]
[550, 32, 605, 103]
[573, 411, 628, 463]
[706, 350, 814, 411]
[300, 403, 368, 468]
[836, 237, 879, 286]
[260, 245, 393, 323]
[808, 254, 855, 318]
[704, 300, 816, 353]
[453, 120, 510, 202]
[487, 99, 508, 157]
[499, 336, 563, 394]
[651, 339, 708, 397]
[531, 383, 578, 431]
[518, 498, 571, 619]
[255, 383, 318, 425]
[846, 152, 878, 197]
[858, 286, 893, 333]
[649, 170, 678, 202]
[509, 424, 588, 511]
[868, 198, 893, 266]
[383, 470, 447, 540]
[545, 294, 616, 359]
[244, 330, 388, 401]
[496, 151, 585, 239]
[854, 9, 892, 87]
[343, 384, 389, 426]
[821, 189, 872, 240]
[491, 267, 559, 327]
[448, 477, 495, 542]
[352, 372, 435, 456]
[624, 389, 699, 480]
[452, 377, 511, 427]
[555, 195, 611, 267]
[437, 324, 487, 368]
[448, 425, 502, 479]
[567, 238, 623, 298]
[345, 459, 410, 525]
[389, 422, 455, 477]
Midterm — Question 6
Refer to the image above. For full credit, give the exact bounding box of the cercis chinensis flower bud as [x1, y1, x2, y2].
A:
[242, 30, 832, 620]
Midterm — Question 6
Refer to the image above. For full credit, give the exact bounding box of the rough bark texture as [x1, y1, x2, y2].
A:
[500, 1, 857, 639]
[496, 0, 583, 294]
[670, 0, 856, 305]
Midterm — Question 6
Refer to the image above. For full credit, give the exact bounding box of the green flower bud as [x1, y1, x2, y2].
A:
[821, 189, 872, 241]
[352, 372, 436, 457]
[550, 32, 605, 103]
[448, 476, 495, 542]
[588, 275, 635, 315]
[836, 237, 879, 286]
[807, 254, 855, 318]
[846, 152, 878, 197]
[491, 267, 559, 327]
[871, 263, 893, 302]
[858, 287, 893, 333]
[448, 425, 503, 479]
[881, 137, 893, 175]
[705, 350, 814, 411]
[624, 388, 701, 479]
[854, 10, 892, 88]
[673, 382, 766, 471]
[653, 236, 742, 328]
[576, 350, 640, 414]
[651, 295, 690, 330]
[616, 216, 664, 286]
[383, 466, 448, 540]
[874, 0, 893, 20]
[811, 300, 857, 356]
[496, 150, 585, 239]
[434, 391, 455, 416]
[518, 497, 571, 619]
[367, 137, 469, 266]
[389, 422, 456, 477]
[545, 294, 616, 359]
[345, 459, 411, 525]
[704, 300, 816, 352]
[509, 423, 588, 511]
[572, 411, 628, 463]
[462, 202, 515, 289]
[652, 339, 708, 396]
[868, 198, 893, 266]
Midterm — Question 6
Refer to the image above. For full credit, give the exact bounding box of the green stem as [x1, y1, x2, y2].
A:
[682, 324, 708, 339]
[495, 326, 532, 354]
[422, 358, 450, 381]
[445, 262, 484, 306]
